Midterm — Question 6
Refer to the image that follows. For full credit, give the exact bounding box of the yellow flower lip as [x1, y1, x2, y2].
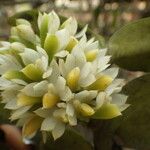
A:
[65, 37, 78, 52]
[23, 116, 43, 138]
[80, 103, 95, 116]
[44, 34, 59, 62]
[87, 75, 113, 91]
[42, 92, 59, 109]
[92, 103, 122, 119]
[2, 70, 30, 82]
[21, 64, 43, 81]
[67, 67, 80, 91]
[17, 93, 41, 107]
[85, 49, 99, 62]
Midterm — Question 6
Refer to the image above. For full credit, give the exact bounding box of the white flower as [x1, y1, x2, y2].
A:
[0, 11, 128, 140]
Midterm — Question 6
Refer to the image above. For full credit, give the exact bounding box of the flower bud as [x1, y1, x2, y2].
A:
[16, 19, 31, 26]
[61, 17, 77, 35]
[16, 25, 36, 44]
[80, 103, 95, 116]
[11, 42, 25, 52]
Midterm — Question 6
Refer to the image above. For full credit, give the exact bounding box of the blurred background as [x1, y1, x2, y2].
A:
[0, 0, 150, 40]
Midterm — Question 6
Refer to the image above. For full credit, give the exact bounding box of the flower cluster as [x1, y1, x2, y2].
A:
[0, 11, 128, 140]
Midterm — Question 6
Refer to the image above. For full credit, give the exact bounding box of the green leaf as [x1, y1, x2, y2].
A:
[92, 103, 121, 119]
[108, 17, 150, 71]
[115, 74, 150, 149]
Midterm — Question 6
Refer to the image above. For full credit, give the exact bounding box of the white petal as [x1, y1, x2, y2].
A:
[68, 115, 77, 126]
[57, 102, 67, 108]
[119, 104, 130, 112]
[16, 113, 33, 127]
[72, 49, 86, 68]
[48, 11, 60, 34]
[0, 41, 10, 47]
[55, 76, 66, 92]
[21, 82, 47, 97]
[62, 17, 77, 35]
[52, 122, 65, 140]
[99, 48, 107, 57]
[33, 80, 48, 95]
[60, 87, 74, 102]
[37, 12, 43, 29]
[4, 99, 20, 110]
[111, 94, 128, 105]
[49, 59, 60, 83]
[87, 38, 95, 45]
[66, 103, 74, 116]
[58, 59, 67, 77]
[20, 48, 40, 65]
[85, 41, 99, 51]
[96, 92, 106, 108]
[0, 77, 13, 89]
[36, 46, 48, 59]
[35, 57, 48, 72]
[75, 25, 88, 38]
[55, 29, 70, 50]
[10, 106, 31, 120]
[11, 79, 27, 85]
[80, 74, 96, 87]
[41, 117, 57, 131]
[106, 79, 124, 95]
[97, 56, 111, 72]
[43, 68, 52, 79]
[34, 108, 54, 118]
[100, 67, 119, 80]
[65, 54, 75, 74]
[75, 90, 97, 103]
[2, 88, 19, 103]
[0, 55, 22, 74]
[55, 50, 69, 58]
[80, 62, 92, 80]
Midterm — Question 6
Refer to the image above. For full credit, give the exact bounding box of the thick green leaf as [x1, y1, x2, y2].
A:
[116, 74, 150, 149]
[108, 17, 150, 71]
